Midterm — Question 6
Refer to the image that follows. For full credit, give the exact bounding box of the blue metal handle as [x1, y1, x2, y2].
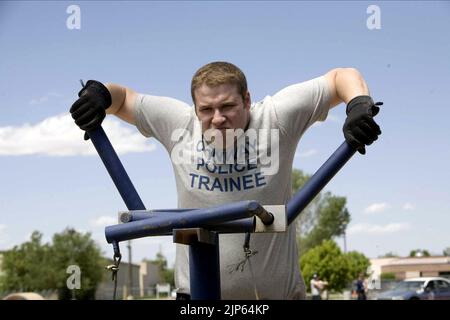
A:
[105, 200, 260, 243]
[88, 127, 146, 211]
[120, 210, 254, 234]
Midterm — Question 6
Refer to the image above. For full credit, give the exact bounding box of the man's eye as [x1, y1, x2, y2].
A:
[200, 108, 212, 112]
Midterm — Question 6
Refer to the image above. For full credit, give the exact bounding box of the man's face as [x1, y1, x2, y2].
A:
[194, 83, 250, 147]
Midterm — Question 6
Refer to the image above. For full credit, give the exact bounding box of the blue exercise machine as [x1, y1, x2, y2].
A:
[88, 127, 358, 300]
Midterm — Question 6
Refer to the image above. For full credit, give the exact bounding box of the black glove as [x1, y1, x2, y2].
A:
[70, 80, 112, 140]
[343, 95, 382, 155]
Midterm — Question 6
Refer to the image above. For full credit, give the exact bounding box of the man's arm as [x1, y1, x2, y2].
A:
[324, 68, 382, 155]
[105, 83, 138, 125]
[70, 80, 138, 139]
[324, 68, 370, 108]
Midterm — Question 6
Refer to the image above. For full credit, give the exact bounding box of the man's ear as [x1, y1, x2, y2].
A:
[244, 91, 251, 109]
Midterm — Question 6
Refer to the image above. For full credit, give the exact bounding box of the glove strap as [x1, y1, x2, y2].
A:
[346, 95, 374, 115]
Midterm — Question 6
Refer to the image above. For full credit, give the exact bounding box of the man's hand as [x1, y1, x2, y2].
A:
[343, 95, 382, 154]
[70, 80, 112, 140]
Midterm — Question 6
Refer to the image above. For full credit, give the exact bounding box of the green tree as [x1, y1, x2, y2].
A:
[300, 240, 350, 292]
[299, 194, 350, 254]
[51, 228, 105, 300]
[0, 231, 54, 292]
[409, 249, 430, 257]
[0, 229, 105, 300]
[292, 168, 350, 255]
[346, 251, 371, 280]
[379, 252, 399, 258]
[291, 168, 310, 196]
[300, 240, 370, 293]
[292, 169, 322, 237]
[443, 247, 450, 256]
[380, 272, 396, 281]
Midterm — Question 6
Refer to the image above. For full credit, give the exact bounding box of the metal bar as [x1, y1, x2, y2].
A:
[287, 141, 356, 225]
[88, 127, 146, 211]
[120, 211, 254, 234]
[189, 233, 221, 300]
[119, 209, 194, 223]
[210, 219, 255, 233]
[88, 127, 144, 300]
[105, 200, 262, 243]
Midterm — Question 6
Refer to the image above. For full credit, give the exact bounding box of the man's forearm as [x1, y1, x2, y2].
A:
[105, 83, 127, 115]
[103, 83, 137, 125]
[335, 68, 370, 104]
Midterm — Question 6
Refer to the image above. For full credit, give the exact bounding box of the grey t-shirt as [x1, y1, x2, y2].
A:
[134, 76, 331, 299]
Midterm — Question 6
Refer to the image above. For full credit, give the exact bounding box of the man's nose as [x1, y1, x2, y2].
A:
[211, 109, 226, 126]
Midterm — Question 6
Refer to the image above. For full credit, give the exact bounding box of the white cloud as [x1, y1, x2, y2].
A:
[295, 149, 318, 158]
[364, 202, 390, 214]
[348, 222, 411, 235]
[90, 216, 117, 227]
[0, 114, 156, 156]
[29, 92, 62, 105]
[402, 203, 415, 211]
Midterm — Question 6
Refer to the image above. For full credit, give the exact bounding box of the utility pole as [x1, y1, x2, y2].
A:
[127, 240, 133, 298]
[343, 230, 347, 253]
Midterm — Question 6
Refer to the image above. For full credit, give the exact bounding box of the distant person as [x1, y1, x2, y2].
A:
[310, 274, 328, 300]
[355, 273, 367, 300]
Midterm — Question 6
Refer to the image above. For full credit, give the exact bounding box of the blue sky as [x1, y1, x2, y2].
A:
[0, 1, 449, 267]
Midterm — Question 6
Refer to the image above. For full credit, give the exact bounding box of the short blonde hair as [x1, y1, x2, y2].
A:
[191, 61, 248, 104]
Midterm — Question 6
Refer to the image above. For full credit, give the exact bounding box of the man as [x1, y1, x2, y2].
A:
[310, 274, 321, 300]
[355, 273, 367, 300]
[70, 62, 381, 299]
[310, 274, 328, 300]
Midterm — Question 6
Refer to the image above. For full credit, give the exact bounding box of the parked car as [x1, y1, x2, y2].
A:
[377, 277, 450, 300]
